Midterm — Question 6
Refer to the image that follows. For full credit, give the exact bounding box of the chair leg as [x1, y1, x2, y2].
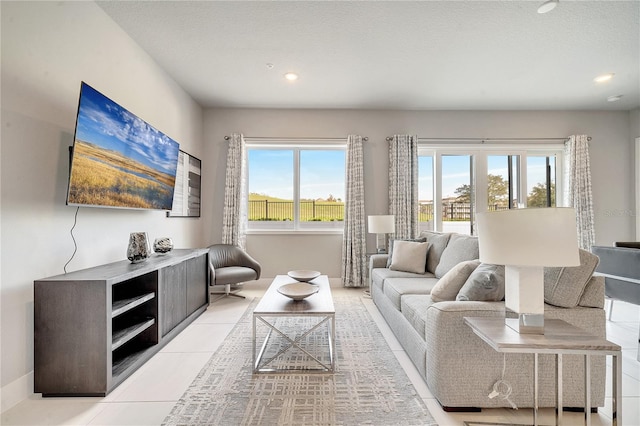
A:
[210, 283, 246, 302]
[606, 298, 614, 320]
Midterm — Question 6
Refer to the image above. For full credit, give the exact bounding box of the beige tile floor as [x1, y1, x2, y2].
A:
[2, 278, 639, 425]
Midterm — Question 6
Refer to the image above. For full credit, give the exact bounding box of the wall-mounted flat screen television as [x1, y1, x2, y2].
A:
[66, 82, 180, 211]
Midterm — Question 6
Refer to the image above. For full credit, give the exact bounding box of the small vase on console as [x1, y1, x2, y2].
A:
[153, 237, 174, 254]
[127, 232, 150, 263]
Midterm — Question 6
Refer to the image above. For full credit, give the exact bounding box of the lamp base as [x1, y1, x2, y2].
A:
[375, 233, 387, 254]
[504, 265, 545, 334]
[506, 315, 544, 334]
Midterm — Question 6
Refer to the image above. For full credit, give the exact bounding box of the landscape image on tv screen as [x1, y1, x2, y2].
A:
[67, 82, 180, 210]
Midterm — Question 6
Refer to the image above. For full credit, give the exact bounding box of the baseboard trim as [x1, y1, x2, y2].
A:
[564, 407, 599, 413]
[441, 405, 481, 412]
[1, 371, 32, 413]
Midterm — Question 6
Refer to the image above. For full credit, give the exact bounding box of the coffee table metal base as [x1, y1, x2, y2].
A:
[252, 313, 335, 373]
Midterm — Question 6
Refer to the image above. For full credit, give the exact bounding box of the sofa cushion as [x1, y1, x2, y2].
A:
[401, 295, 435, 339]
[434, 234, 479, 278]
[431, 259, 481, 302]
[389, 241, 431, 274]
[386, 237, 427, 267]
[456, 263, 505, 301]
[383, 277, 438, 310]
[371, 267, 435, 292]
[420, 231, 452, 274]
[544, 249, 599, 308]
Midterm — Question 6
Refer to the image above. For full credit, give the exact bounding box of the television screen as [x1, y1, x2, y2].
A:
[66, 82, 180, 210]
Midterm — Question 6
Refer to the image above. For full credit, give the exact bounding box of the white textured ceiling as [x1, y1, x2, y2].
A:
[98, 1, 639, 111]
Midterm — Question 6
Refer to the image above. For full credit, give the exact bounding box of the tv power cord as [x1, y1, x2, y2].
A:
[488, 354, 518, 410]
[63, 206, 80, 274]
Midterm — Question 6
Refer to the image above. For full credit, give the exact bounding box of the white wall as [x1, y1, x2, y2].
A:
[631, 109, 640, 138]
[0, 1, 203, 410]
[204, 108, 633, 276]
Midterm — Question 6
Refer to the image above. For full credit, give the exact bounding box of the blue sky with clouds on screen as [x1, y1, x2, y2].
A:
[74, 83, 179, 175]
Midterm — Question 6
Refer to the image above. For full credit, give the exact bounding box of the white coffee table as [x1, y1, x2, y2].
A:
[252, 274, 335, 373]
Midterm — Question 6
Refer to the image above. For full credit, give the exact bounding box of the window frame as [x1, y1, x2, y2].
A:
[246, 142, 347, 234]
[418, 143, 564, 235]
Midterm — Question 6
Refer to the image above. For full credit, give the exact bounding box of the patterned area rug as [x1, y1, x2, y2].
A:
[163, 296, 437, 426]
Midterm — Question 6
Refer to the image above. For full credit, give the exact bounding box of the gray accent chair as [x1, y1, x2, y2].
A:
[208, 244, 261, 300]
[592, 244, 640, 361]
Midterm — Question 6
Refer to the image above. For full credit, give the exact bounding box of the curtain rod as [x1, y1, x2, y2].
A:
[385, 136, 591, 142]
[224, 136, 368, 142]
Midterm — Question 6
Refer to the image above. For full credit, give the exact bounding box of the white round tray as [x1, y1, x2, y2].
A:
[277, 283, 319, 301]
[287, 270, 321, 282]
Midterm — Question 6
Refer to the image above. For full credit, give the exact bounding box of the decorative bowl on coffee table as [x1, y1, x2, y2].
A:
[277, 283, 319, 301]
[287, 270, 321, 282]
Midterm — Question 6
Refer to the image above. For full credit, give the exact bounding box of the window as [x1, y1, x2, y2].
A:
[247, 146, 346, 231]
[418, 145, 563, 235]
[487, 155, 520, 210]
[527, 155, 556, 207]
[441, 154, 474, 235]
[418, 155, 434, 231]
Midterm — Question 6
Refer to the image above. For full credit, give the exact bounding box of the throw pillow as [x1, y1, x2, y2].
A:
[456, 263, 505, 302]
[434, 234, 479, 278]
[389, 240, 431, 274]
[430, 259, 481, 302]
[420, 231, 452, 274]
[544, 249, 599, 308]
[386, 237, 427, 268]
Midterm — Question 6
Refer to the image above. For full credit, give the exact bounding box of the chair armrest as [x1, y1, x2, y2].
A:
[238, 250, 262, 279]
[208, 244, 262, 279]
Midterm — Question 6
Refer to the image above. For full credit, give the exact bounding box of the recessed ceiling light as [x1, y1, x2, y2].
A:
[284, 72, 299, 81]
[537, 0, 558, 14]
[607, 95, 623, 102]
[266, 63, 274, 69]
[594, 73, 614, 83]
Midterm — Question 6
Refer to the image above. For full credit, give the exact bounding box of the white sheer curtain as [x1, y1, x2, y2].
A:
[389, 135, 419, 239]
[341, 135, 367, 288]
[221, 133, 248, 249]
[564, 134, 595, 250]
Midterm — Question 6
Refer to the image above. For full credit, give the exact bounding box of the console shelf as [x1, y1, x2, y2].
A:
[112, 318, 155, 351]
[34, 248, 209, 397]
[112, 292, 156, 318]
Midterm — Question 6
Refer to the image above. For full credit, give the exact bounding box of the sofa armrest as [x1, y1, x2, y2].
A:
[370, 254, 388, 269]
[424, 301, 606, 408]
[425, 302, 508, 407]
[369, 254, 389, 287]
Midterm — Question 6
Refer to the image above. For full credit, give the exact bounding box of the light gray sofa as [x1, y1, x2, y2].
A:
[370, 230, 606, 411]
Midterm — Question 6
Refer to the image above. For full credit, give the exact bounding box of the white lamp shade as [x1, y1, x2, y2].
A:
[368, 215, 395, 234]
[477, 208, 580, 267]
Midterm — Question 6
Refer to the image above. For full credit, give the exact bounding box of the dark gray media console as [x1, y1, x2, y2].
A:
[34, 248, 209, 397]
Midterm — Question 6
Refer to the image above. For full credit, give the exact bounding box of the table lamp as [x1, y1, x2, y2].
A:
[368, 215, 395, 253]
[477, 208, 580, 334]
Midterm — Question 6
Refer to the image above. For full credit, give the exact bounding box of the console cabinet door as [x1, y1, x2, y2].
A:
[160, 262, 187, 336]
[186, 254, 208, 315]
